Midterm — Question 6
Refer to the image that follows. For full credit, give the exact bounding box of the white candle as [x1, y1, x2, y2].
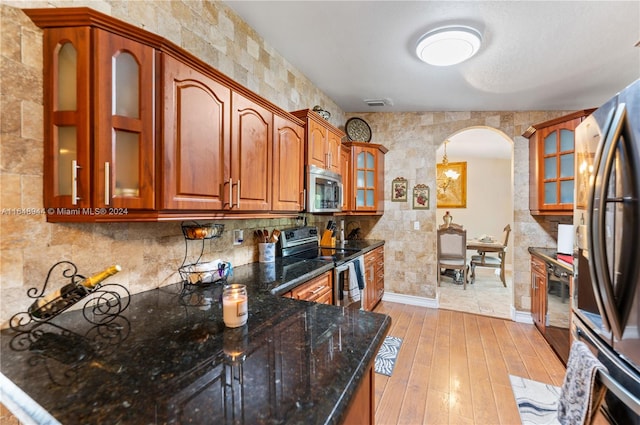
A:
[222, 284, 248, 328]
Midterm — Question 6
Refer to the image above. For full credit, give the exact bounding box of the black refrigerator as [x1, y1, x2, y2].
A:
[573, 78, 640, 424]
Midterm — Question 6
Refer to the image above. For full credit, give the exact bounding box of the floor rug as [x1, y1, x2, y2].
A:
[374, 336, 402, 376]
[509, 375, 561, 425]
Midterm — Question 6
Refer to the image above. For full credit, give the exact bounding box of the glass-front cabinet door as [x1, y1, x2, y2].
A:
[354, 147, 377, 211]
[541, 124, 576, 208]
[44, 27, 92, 209]
[94, 29, 155, 210]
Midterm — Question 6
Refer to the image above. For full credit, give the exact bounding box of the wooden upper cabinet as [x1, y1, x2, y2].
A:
[38, 25, 155, 215]
[524, 110, 593, 216]
[27, 7, 306, 221]
[291, 109, 345, 175]
[273, 115, 304, 211]
[94, 30, 155, 210]
[161, 54, 230, 211]
[342, 141, 388, 215]
[231, 93, 273, 211]
[307, 118, 328, 169]
[326, 127, 342, 174]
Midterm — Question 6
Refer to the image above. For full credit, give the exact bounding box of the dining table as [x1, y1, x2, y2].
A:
[466, 238, 504, 253]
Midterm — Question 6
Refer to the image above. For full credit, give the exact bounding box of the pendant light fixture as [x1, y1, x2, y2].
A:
[416, 25, 482, 66]
[438, 139, 459, 194]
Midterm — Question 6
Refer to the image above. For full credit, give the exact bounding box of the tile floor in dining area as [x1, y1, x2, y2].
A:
[438, 267, 512, 319]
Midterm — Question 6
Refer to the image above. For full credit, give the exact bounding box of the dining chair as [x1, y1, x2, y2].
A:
[437, 225, 468, 290]
[469, 224, 511, 286]
[439, 222, 464, 230]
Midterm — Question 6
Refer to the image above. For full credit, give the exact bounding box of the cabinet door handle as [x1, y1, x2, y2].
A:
[71, 160, 80, 205]
[236, 179, 240, 208]
[228, 179, 233, 209]
[302, 189, 306, 210]
[328, 152, 332, 169]
[104, 162, 110, 206]
[310, 285, 327, 295]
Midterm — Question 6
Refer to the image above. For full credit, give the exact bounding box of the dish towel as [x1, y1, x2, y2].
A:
[557, 340, 608, 425]
[354, 256, 366, 290]
[344, 262, 361, 303]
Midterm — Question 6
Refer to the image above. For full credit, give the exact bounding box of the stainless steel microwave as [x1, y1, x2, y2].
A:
[307, 165, 343, 213]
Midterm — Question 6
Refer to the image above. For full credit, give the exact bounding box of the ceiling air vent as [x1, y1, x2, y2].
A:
[364, 98, 394, 107]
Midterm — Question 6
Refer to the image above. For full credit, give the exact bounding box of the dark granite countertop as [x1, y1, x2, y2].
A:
[0, 241, 390, 425]
[528, 247, 573, 273]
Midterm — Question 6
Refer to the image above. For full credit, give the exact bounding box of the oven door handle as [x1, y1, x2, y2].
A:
[577, 328, 640, 416]
[335, 263, 351, 273]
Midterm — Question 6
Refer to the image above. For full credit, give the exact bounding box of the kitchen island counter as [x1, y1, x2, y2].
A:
[0, 259, 390, 424]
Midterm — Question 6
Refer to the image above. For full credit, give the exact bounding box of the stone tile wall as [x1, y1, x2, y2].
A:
[1, 0, 569, 324]
[345, 111, 570, 312]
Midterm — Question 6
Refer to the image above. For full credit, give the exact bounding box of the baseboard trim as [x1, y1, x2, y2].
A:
[382, 292, 528, 323]
[512, 307, 533, 324]
[382, 292, 438, 309]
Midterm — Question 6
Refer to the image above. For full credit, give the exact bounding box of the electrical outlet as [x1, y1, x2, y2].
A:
[414, 221, 420, 230]
[233, 229, 244, 245]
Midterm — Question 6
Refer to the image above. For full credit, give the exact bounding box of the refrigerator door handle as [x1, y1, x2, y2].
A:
[589, 102, 634, 339]
[588, 104, 621, 334]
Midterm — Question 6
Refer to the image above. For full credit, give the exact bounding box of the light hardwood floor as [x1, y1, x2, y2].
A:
[372, 301, 567, 425]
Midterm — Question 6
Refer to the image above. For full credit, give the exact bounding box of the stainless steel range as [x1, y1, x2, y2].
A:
[278, 227, 364, 309]
[277, 227, 360, 264]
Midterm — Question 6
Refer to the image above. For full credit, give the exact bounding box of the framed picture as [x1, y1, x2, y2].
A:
[575, 152, 594, 210]
[413, 184, 430, 209]
[436, 161, 467, 208]
[391, 177, 408, 202]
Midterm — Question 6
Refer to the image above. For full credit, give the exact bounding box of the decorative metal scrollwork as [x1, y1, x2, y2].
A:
[9, 261, 130, 332]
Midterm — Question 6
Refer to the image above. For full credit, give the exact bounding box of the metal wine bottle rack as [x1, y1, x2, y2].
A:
[9, 261, 131, 332]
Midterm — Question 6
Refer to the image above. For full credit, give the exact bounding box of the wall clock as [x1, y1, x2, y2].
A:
[345, 117, 372, 142]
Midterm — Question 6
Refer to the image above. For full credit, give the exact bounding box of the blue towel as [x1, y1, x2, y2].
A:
[353, 256, 366, 290]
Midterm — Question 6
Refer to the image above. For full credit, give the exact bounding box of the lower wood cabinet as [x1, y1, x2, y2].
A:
[363, 246, 384, 311]
[283, 271, 333, 304]
[342, 364, 375, 425]
[531, 255, 547, 333]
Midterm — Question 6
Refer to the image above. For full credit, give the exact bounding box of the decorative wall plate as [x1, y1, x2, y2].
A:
[345, 117, 372, 142]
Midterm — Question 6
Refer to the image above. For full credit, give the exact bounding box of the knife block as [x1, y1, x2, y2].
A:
[320, 230, 335, 247]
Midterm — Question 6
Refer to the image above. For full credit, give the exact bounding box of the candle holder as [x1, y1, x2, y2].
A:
[222, 284, 248, 328]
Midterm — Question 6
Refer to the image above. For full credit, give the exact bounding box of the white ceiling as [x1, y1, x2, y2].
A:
[224, 0, 640, 113]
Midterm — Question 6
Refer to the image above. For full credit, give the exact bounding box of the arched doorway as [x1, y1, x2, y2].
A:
[435, 127, 515, 319]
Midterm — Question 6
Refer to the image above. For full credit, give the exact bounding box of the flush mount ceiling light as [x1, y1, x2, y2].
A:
[416, 25, 482, 66]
